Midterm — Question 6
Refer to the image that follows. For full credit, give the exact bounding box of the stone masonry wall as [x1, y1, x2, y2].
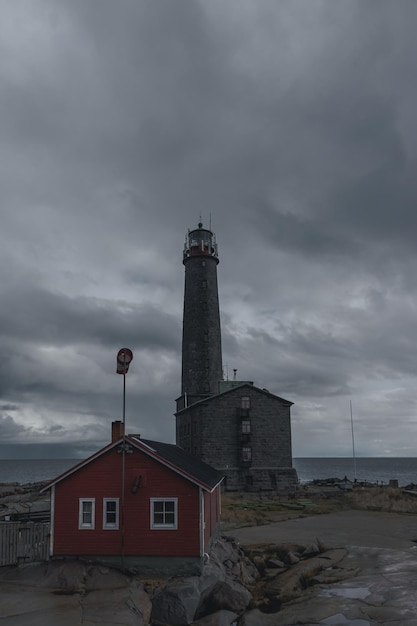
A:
[176, 386, 298, 491]
[181, 255, 223, 398]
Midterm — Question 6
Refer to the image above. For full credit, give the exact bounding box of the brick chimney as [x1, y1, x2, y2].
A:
[111, 420, 125, 442]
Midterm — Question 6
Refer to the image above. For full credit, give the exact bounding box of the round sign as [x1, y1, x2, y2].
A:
[117, 348, 133, 364]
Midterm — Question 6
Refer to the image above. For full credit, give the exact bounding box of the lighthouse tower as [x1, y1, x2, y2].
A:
[177, 222, 223, 411]
[175, 222, 298, 491]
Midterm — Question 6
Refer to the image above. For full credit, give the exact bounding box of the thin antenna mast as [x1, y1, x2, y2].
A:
[350, 400, 357, 481]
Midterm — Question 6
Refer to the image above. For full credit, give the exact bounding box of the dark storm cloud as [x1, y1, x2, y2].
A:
[1, 0, 417, 457]
[0, 414, 27, 440]
[0, 286, 180, 351]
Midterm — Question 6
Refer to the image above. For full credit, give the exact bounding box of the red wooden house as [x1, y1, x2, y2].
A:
[41, 421, 223, 576]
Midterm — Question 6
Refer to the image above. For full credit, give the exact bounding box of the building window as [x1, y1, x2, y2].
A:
[269, 473, 277, 488]
[242, 447, 252, 462]
[150, 498, 178, 529]
[241, 396, 250, 409]
[79, 499, 95, 529]
[103, 498, 119, 529]
[241, 420, 251, 434]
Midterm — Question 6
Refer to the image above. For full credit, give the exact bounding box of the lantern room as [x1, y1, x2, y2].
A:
[183, 222, 218, 263]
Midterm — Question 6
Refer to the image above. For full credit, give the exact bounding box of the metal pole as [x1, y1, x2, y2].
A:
[121, 354, 127, 568]
[350, 400, 357, 481]
[123, 372, 126, 425]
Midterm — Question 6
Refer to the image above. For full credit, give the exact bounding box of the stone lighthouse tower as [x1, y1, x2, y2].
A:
[175, 222, 298, 491]
[176, 222, 223, 412]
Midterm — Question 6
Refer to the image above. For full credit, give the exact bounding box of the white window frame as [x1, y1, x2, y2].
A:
[241, 420, 251, 434]
[103, 498, 119, 530]
[241, 396, 251, 409]
[150, 498, 178, 530]
[79, 498, 95, 529]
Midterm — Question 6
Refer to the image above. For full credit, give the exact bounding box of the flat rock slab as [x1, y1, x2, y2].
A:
[225, 511, 417, 625]
[241, 545, 417, 625]
[0, 562, 149, 626]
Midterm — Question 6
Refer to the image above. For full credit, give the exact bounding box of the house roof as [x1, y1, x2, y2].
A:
[136, 438, 223, 490]
[40, 436, 223, 494]
[176, 382, 293, 415]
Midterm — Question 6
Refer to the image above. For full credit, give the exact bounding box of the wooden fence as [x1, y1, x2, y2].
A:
[0, 522, 50, 566]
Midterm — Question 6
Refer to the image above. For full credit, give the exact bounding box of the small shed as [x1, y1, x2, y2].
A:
[41, 421, 223, 576]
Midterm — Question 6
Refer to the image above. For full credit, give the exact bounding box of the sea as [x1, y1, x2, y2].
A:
[1, 457, 417, 487]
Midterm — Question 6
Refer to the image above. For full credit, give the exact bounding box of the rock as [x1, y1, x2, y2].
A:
[223, 558, 234, 571]
[199, 559, 227, 594]
[286, 552, 300, 565]
[238, 608, 281, 626]
[265, 558, 285, 569]
[84, 565, 132, 591]
[151, 577, 201, 626]
[264, 548, 348, 602]
[130, 581, 153, 625]
[5, 560, 87, 592]
[230, 559, 259, 586]
[211, 537, 242, 566]
[192, 609, 238, 625]
[196, 579, 251, 618]
[150, 537, 253, 625]
[81, 587, 148, 625]
[301, 541, 321, 557]
[310, 562, 360, 586]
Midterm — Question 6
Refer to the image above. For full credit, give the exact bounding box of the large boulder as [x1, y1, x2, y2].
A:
[210, 537, 259, 587]
[150, 538, 255, 625]
[151, 577, 201, 626]
[196, 579, 252, 619]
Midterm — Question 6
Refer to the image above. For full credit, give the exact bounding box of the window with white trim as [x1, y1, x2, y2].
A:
[241, 396, 250, 409]
[150, 498, 178, 529]
[241, 420, 251, 434]
[79, 498, 95, 529]
[103, 498, 119, 529]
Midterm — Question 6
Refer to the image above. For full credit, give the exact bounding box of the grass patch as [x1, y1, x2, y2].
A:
[346, 487, 417, 514]
[221, 487, 417, 529]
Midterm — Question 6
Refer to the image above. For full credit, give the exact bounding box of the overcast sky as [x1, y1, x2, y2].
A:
[2, 0, 417, 460]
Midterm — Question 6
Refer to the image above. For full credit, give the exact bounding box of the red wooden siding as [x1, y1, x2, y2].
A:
[203, 488, 220, 549]
[52, 446, 202, 558]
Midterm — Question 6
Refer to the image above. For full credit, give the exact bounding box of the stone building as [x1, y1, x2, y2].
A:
[176, 223, 298, 491]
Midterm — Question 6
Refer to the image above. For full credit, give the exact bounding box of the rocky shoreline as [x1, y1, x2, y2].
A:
[0, 481, 50, 522]
[0, 481, 362, 624]
[2, 481, 417, 624]
[0, 534, 357, 625]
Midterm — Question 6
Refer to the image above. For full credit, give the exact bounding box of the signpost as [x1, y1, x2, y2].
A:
[116, 348, 133, 566]
[116, 348, 133, 426]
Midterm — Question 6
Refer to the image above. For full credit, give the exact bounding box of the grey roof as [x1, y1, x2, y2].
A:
[176, 382, 293, 414]
[136, 438, 223, 491]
